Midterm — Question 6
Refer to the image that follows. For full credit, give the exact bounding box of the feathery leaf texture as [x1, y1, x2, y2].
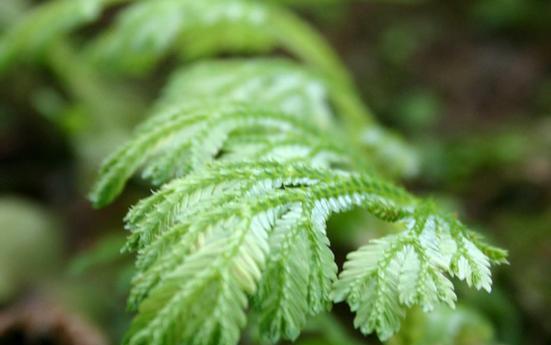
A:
[1, 0, 507, 344]
[157, 58, 418, 177]
[0, 0, 415, 177]
[332, 203, 506, 340]
[120, 161, 413, 345]
[156, 59, 336, 129]
[89, 98, 506, 343]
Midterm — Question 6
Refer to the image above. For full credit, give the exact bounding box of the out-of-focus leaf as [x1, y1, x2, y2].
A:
[69, 233, 128, 276]
[0, 198, 62, 302]
[389, 305, 496, 345]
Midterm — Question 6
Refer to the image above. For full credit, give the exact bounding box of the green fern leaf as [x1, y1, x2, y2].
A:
[79, 1, 507, 344]
[1, 1, 507, 344]
[121, 161, 410, 344]
[88, 0, 348, 82]
[89, 101, 504, 345]
[156, 58, 335, 128]
[89, 101, 362, 207]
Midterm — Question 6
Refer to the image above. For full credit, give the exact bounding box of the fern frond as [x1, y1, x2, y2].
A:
[0, 0, 508, 343]
[332, 203, 506, 340]
[89, 101, 363, 207]
[105, 159, 504, 345]
[91, 108, 506, 343]
[157, 58, 419, 177]
[1, 0, 416, 178]
[87, 0, 383, 152]
[156, 58, 335, 128]
[93, 120, 505, 344]
[87, 0, 349, 84]
[90, 56, 421, 207]
[80, 1, 507, 344]
[121, 161, 408, 344]
[88, 61, 505, 345]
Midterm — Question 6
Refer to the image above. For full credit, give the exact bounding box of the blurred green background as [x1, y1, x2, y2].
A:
[0, 0, 549, 344]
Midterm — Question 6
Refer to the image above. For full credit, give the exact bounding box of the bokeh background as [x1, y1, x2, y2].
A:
[0, 0, 549, 344]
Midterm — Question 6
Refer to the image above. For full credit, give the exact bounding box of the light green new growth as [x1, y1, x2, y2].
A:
[87, 0, 402, 148]
[0, 0, 414, 176]
[88, 86, 507, 344]
[1, 0, 508, 344]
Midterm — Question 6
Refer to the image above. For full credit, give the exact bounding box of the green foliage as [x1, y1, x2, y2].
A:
[156, 59, 337, 129]
[85, 0, 414, 168]
[0, 0, 145, 176]
[69, 233, 129, 276]
[0, 198, 61, 302]
[88, 93, 505, 343]
[1, 0, 508, 344]
[158, 58, 418, 178]
[87, 0, 348, 83]
[86, 0, 382, 153]
[92, 145, 505, 344]
[85, 0, 505, 343]
[0, 0, 127, 72]
[332, 204, 505, 340]
[389, 305, 496, 345]
[0, 0, 415, 177]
